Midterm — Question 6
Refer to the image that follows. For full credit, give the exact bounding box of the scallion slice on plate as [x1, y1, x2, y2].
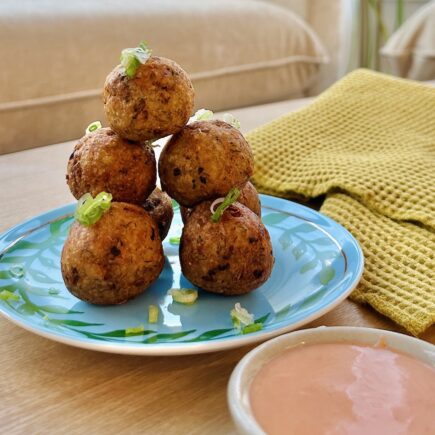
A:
[168, 288, 198, 305]
[148, 305, 159, 324]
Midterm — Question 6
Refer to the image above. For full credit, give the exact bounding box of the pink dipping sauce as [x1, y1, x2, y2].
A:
[249, 342, 435, 435]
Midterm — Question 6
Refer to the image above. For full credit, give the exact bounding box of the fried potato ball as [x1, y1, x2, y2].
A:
[142, 187, 173, 240]
[103, 56, 195, 141]
[61, 202, 164, 305]
[159, 120, 254, 207]
[66, 128, 156, 204]
[180, 181, 261, 223]
[180, 202, 274, 295]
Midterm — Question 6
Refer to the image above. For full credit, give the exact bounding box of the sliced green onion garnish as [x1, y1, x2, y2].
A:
[10, 265, 24, 278]
[0, 290, 20, 301]
[168, 288, 198, 305]
[125, 325, 145, 335]
[169, 236, 180, 245]
[120, 41, 152, 78]
[211, 188, 240, 223]
[144, 140, 160, 148]
[75, 192, 113, 226]
[48, 288, 60, 295]
[195, 109, 214, 121]
[230, 303, 254, 330]
[85, 121, 102, 134]
[148, 305, 159, 324]
[222, 113, 241, 129]
[242, 323, 263, 334]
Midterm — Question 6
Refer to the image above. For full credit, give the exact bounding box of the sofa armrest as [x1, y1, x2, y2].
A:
[381, 1, 435, 81]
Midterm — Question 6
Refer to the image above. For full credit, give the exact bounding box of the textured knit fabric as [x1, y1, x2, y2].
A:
[247, 69, 435, 336]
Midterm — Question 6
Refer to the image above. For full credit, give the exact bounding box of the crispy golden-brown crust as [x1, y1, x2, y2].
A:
[180, 202, 274, 295]
[180, 181, 261, 223]
[143, 187, 173, 240]
[238, 181, 261, 217]
[180, 205, 191, 224]
[103, 57, 195, 141]
[66, 128, 156, 204]
[159, 120, 254, 207]
[61, 202, 164, 305]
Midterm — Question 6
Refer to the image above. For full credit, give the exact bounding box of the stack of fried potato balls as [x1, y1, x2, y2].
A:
[61, 44, 273, 305]
[160, 120, 274, 296]
[61, 50, 192, 305]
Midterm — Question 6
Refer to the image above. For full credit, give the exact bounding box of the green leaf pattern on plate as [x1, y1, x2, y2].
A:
[0, 215, 270, 343]
[263, 212, 338, 286]
[262, 212, 288, 225]
[171, 199, 180, 211]
[0, 207, 346, 346]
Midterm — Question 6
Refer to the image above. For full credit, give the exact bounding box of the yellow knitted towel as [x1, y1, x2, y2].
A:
[247, 69, 435, 336]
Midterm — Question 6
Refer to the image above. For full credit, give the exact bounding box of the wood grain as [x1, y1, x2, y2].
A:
[0, 101, 433, 434]
[0, 300, 433, 435]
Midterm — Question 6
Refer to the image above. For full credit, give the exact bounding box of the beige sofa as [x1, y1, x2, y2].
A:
[0, 0, 342, 154]
[381, 0, 435, 81]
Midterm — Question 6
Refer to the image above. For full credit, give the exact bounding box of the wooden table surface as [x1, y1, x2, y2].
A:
[0, 100, 434, 434]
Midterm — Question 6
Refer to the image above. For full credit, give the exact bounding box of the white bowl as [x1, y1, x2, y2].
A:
[227, 326, 435, 435]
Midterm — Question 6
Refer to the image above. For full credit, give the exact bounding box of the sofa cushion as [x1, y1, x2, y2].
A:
[381, 1, 435, 81]
[0, 0, 327, 154]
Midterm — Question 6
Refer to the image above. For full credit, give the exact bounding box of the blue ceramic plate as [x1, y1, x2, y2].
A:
[0, 195, 363, 355]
